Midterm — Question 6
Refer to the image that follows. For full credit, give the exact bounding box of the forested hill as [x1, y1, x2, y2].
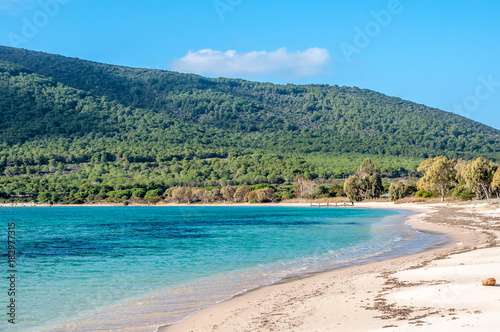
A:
[1, 45, 500, 184]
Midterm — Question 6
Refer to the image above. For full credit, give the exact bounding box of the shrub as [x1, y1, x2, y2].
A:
[459, 190, 475, 201]
[250, 183, 276, 190]
[244, 190, 258, 203]
[415, 189, 438, 198]
[452, 184, 475, 201]
[221, 185, 237, 202]
[234, 185, 251, 202]
[144, 189, 163, 200]
[256, 187, 276, 202]
[131, 188, 147, 198]
[107, 189, 132, 199]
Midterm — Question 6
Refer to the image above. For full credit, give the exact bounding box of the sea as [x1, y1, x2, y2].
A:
[0, 206, 448, 331]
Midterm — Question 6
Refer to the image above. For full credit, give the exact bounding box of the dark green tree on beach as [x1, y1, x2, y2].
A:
[344, 159, 383, 201]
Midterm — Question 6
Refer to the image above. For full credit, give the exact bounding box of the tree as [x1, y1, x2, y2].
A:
[464, 157, 498, 199]
[192, 188, 205, 203]
[234, 185, 250, 202]
[357, 158, 376, 174]
[244, 190, 259, 203]
[183, 187, 194, 204]
[144, 189, 163, 201]
[131, 188, 147, 198]
[172, 187, 186, 203]
[343, 159, 384, 202]
[455, 158, 469, 184]
[221, 185, 237, 202]
[256, 188, 276, 202]
[355, 158, 383, 200]
[203, 188, 222, 203]
[360, 173, 384, 200]
[344, 175, 362, 202]
[37, 192, 52, 203]
[491, 168, 500, 198]
[388, 182, 407, 201]
[295, 173, 305, 197]
[163, 188, 176, 202]
[417, 156, 456, 201]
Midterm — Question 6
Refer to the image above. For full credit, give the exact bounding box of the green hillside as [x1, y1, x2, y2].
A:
[0, 45, 499, 203]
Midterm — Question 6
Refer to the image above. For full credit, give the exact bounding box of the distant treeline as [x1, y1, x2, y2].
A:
[3, 156, 499, 205]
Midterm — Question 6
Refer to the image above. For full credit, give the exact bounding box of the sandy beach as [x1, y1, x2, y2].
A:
[166, 201, 500, 332]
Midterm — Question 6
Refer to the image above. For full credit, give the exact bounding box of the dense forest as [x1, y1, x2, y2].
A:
[1, 45, 499, 203]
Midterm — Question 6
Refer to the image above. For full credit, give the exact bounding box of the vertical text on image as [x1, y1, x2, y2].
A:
[6, 222, 17, 325]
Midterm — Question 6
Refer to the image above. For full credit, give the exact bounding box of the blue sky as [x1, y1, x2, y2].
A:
[1, 0, 499, 129]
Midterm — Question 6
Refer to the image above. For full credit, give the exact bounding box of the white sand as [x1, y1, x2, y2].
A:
[166, 202, 500, 332]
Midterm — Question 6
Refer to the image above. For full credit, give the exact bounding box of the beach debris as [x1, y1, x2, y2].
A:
[481, 278, 496, 286]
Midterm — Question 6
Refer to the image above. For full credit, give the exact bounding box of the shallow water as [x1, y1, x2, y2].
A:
[0, 206, 446, 331]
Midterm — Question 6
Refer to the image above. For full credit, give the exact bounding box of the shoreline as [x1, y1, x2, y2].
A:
[0, 199, 491, 209]
[0, 199, 372, 208]
[5, 201, 498, 331]
[166, 202, 499, 332]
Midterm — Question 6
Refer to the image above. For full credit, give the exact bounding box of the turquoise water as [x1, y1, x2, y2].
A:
[0, 206, 445, 331]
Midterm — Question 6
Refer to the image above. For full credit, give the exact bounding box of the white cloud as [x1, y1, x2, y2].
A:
[171, 47, 331, 78]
